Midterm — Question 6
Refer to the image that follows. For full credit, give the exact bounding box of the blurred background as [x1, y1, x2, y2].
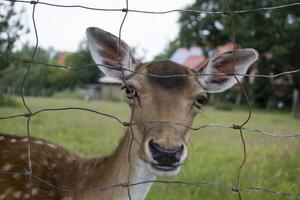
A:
[0, 0, 299, 199]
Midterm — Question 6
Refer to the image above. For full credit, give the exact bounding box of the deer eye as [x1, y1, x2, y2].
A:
[194, 96, 208, 109]
[123, 85, 136, 99]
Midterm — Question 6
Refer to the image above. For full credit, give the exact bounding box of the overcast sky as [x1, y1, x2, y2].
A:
[17, 0, 195, 61]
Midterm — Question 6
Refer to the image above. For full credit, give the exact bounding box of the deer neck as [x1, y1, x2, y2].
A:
[77, 128, 156, 200]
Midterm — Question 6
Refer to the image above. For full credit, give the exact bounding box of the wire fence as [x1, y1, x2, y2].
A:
[0, 0, 300, 199]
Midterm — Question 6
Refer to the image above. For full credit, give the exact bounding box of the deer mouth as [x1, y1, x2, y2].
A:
[150, 164, 179, 172]
[147, 162, 181, 177]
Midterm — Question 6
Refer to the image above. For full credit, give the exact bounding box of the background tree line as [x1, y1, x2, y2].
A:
[1, 1, 299, 117]
[0, 2, 99, 97]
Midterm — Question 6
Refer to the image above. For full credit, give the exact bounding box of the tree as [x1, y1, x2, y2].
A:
[0, 44, 59, 96]
[0, 2, 28, 75]
[160, 0, 300, 116]
[64, 40, 100, 85]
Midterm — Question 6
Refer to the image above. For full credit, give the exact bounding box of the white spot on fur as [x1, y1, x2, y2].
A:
[23, 193, 30, 199]
[0, 136, 4, 141]
[10, 138, 17, 143]
[20, 154, 26, 160]
[34, 140, 44, 145]
[20, 138, 28, 142]
[12, 173, 20, 178]
[2, 164, 12, 171]
[47, 143, 57, 149]
[31, 188, 39, 195]
[13, 191, 22, 198]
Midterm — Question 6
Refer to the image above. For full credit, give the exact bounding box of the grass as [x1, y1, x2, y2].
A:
[0, 97, 299, 200]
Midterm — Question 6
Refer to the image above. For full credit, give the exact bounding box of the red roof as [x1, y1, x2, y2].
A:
[57, 52, 68, 65]
[184, 56, 207, 70]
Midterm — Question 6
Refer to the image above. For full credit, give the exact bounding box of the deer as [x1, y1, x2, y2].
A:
[0, 27, 258, 200]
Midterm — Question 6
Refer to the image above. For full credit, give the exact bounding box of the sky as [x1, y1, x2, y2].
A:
[17, 0, 195, 61]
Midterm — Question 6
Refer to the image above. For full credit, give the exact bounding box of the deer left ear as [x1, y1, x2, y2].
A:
[198, 49, 259, 93]
[86, 27, 136, 80]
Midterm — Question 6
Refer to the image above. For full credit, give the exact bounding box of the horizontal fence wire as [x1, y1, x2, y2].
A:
[0, 0, 300, 200]
[2, 0, 300, 15]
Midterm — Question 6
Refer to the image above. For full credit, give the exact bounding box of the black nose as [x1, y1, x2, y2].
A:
[149, 139, 184, 166]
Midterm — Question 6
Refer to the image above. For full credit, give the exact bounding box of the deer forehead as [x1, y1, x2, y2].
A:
[145, 60, 191, 89]
[129, 60, 204, 95]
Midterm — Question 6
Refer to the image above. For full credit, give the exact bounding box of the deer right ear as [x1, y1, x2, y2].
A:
[198, 49, 258, 93]
[86, 27, 136, 80]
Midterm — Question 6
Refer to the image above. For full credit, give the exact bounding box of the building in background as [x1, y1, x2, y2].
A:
[83, 76, 124, 101]
[170, 43, 235, 70]
[98, 76, 123, 100]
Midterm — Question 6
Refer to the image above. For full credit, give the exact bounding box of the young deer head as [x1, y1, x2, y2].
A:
[87, 27, 259, 177]
[0, 27, 259, 200]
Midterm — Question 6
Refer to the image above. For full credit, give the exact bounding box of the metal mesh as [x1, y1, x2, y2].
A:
[0, 0, 300, 199]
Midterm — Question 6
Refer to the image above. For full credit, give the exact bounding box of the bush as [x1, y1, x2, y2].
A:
[0, 95, 20, 107]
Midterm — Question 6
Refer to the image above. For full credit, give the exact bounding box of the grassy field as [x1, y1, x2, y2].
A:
[0, 97, 299, 200]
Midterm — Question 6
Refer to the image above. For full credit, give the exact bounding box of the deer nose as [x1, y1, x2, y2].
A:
[149, 139, 184, 166]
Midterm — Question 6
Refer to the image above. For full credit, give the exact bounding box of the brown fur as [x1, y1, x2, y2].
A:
[146, 60, 190, 89]
[0, 131, 139, 200]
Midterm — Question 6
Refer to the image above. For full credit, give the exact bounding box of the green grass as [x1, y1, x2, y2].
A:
[0, 97, 299, 200]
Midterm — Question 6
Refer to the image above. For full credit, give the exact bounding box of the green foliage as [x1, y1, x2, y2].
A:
[64, 40, 100, 85]
[0, 40, 100, 96]
[0, 2, 28, 75]
[0, 95, 20, 107]
[0, 44, 61, 96]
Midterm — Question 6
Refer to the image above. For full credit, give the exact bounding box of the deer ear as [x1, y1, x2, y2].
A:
[86, 27, 136, 80]
[198, 49, 258, 93]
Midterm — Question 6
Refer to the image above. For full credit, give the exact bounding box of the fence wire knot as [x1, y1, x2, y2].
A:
[24, 169, 32, 176]
[24, 112, 32, 118]
[121, 183, 129, 188]
[24, 59, 31, 64]
[122, 122, 131, 127]
[30, 1, 37, 4]
[232, 124, 241, 129]
[122, 8, 128, 12]
[231, 186, 240, 193]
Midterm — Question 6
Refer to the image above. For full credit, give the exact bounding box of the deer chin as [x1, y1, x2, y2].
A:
[146, 162, 181, 177]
